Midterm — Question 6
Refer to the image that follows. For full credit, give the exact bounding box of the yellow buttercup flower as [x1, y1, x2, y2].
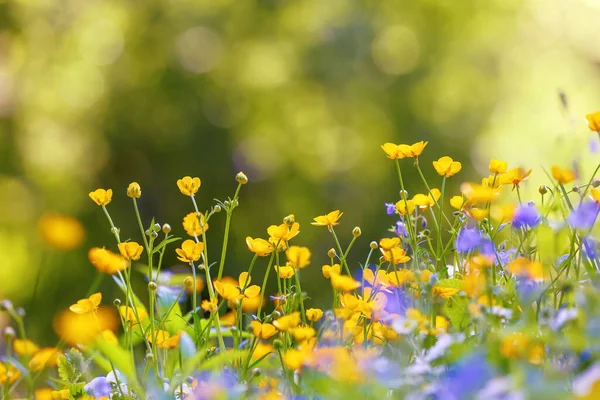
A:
[412, 189, 441, 209]
[54, 306, 118, 346]
[28, 348, 61, 371]
[183, 212, 209, 237]
[469, 208, 489, 221]
[127, 182, 141, 198]
[176, 240, 204, 264]
[363, 269, 390, 287]
[591, 188, 600, 204]
[380, 247, 411, 265]
[0, 362, 21, 385]
[395, 199, 415, 215]
[201, 299, 218, 312]
[312, 210, 343, 228]
[489, 159, 508, 174]
[37, 213, 85, 250]
[268, 222, 300, 246]
[449, 195, 465, 210]
[273, 312, 301, 331]
[586, 111, 600, 132]
[88, 247, 129, 274]
[118, 241, 144, 261]
[379, 237, 401, 251]
[13, 339, 39, 356]
[402, 141, 428, 157]
[482, 175, 503, 189]
[147, 330, 180, 349]
[508, 257, 544, 281]
[432, 285, 460, 299]
[177, 176, 201, 196]
[433, 156, 462, 177]
[89, 188, 113, 206]
[101, 330, 119, 345]
[460, 182, 500, 204]
[35, 388, 54, 400]
[322, 264, 341, 279]
[250, 321, 278, 339]
[551, 165, 576, 184]
[283, 349, 307, 370]
[500, 167, 532, 189]
[275, 265, 296, 279]
[119, 305, 149, 325]
[292, 326, 316, 342]
[69, 293, 102, 314]
[185, 276, 205, 293]
[330, 273, 360, 292]
[306, 308, 324, 322]
[286, 245, 311, 268]
[381, 143, 404, 159]
[387, 269, 415, 286]
[246, 237, 274, 256]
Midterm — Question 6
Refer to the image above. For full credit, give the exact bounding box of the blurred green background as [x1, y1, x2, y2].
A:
[0, 0, 599, 343]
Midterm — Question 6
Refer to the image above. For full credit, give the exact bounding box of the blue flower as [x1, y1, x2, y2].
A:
[512, 202, 541, 229]
[85, 377, 112, 397]
[568, 201, 600, 230]
[497, 247, 517, 265]
[385, 202, 395, 215]
[395, 221, 408, 237]
[584, 237, 597, 260]
[456, 227, 484, 254]
[439, 353, 494, 399]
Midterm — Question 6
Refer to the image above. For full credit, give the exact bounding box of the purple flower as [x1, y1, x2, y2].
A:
[512, 202, 541, 229]
[568, 201, 600, 230]
[385, 202, 395, 215]
[590, 137, 599, 154]
[455, 227, 483, 253]
[497, 248, 517, 265]
[584, 237, 597, 260]
[395, 221, 408, 237]
[85, 377, 112, 397]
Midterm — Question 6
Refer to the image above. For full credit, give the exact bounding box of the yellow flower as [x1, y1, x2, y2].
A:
[322, 264, 341, 279]
[379, 237, 401, 251]
[177, 176, 201, 196]
[420, 270, 433, 282]
[176, 240, 204, 264]
[51, 389, 70, 400]
[490, 203, 516, 222]
[89, 188, 113, 206]
[387, 269, 415, 286]
[283, 349, 307, 370]
[286, 246, 311, 268]
[400, 141, 428, 157]
[330, 273, 360, 292]
[482, 174, 503, 189]
[250, 321, 278, 339]
[183, 212, 209, 236]
[381, 143, 404, 159]
[395, 199, 415, 215]
[412, 189, 441, 209]
[508, 257, 545, 281]
[500, 167, 532, 189]
[586, 111, 600, 132]
[311, 210, 343, 228]
[127, 182, 141, 198]
[201, 299, 218, 312]
[591, 188, 600, 204]
[449, 196, 465, 210]
[501, 332, 529, 359]
[380, 247, 411, 264]
[292, 326, 316, 342]
[119, 306, 149, 325]
[147, 330, 180, 349]
[100, 330, 119, 345]
[118, 242, 144, 261]
[433, 156, 462, 177]
[432, 285, 460, 299]
[275, 265, 296, 279]
[306, 308, 324, 322]
[185, 276, 205, 293]
[54, 306, 118, 346]
[268, 222, 300, 246]
[13, 339, 39, 356]
[551, 165, 576, 184]
[246, 237, 274, 256]
[28, 348, 61, 371]
[273, 312, 301, 331]
[88, 247, 129, 274]
[468, 208, 488, 221]
[37, 213, 85, 250]
[35, 388, 54, 400]
[69, 293, 102, 314]
[461, 182, 500, 204]
[489, 159, 508, 174]
[236, 171, 249, 184]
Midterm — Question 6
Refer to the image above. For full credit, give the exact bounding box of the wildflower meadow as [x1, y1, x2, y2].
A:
[0, 112, 598, 399]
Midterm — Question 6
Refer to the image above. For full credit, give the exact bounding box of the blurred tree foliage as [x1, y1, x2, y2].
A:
[0, 0, 599, 342]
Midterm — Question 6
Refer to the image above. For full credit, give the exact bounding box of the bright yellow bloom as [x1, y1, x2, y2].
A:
[322, 264, 341, 279]
[501, 332, 530, 359]
[183, 212, 209, 237]
[177, 176, 201, 196]
[286, 245, 311, 268]
[176, 240, 204, 263]
[311, 210, 343, 228]
[246, 237, 274, 256]
[551, 165, 576, 184]
[381, 143, 405, 159]
[283, 349, 307, 370]
[330, 273, 360, 292]
[101, 330, 119, 344]
[501, 168, 532, 189]
[50, 389, 70, 400]
[273, 312, 301, 331]
[118, 242, 144, 261]
[586, 111, 600, 132]
[274, 265, 296, 279]
[35, 388, 54, 400]
[251, 343, 274, 361]
[432, 285, 460, 299]
[379, 237, 401, 251]
[201, 299, 218, 312]
[400, 141, 428, 157]
[387, 269, 415, 286]
[395, 199, 415, 215]
[449, 195, 466, 211]
[28, 348, 61, 371]
[461, 182, 500, 204]
[292, 326, 316, 342]
[214, 279, 241, 301]
[380, 247, 411, 264]
[88, 247, 129, 274]
[268, 222, 300, 245]
[69, 293, 102, 314]
[482, 174, 503, 189]
[119, 305, 149, 325]
[508, 257, 545, 281]
[54, 306, 118, 346]
[420, 270, 433, 282]
[491, 203, 516, 222]
[127, 182, 141, 198]
[489, 159, 508, 174]
[306, 308, 324, 322]
[591, 188, 600, 204]
[363, 269, 390, 287]
[89, 188, 113, 206]
[37, 213, 85, 250]
[147, 330, 180, 349]
[250, 321, 278, 339]
[468, 208, 488, 221]
[412, 189, 441, 209]
[13, 339, 39, 356]
[433, 156, 462, 177]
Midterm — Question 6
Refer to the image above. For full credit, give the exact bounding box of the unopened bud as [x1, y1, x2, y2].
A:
[145, 229, 151, 237]
[184, 277, 194, 288]
[113, 299, 122, 307]
[2, 327, 16, 340]
[150, 231, 158, 239]
[148, 282, 157, 291]
[327, 248, 337, 258]
[214, 205, 222, 213]
[162, 224, 171, 234]
[146, 352, 154, 362]
[538, 185, 548, 195]
[592, 179, 600, 188]
[272, 339, 283, 350]
[572, 185, 580, 193]
[224, 200, 230, 207]
[369, 241, 378, 249]
[0, 300, 13, 311]
[283, 214, 295, 225]
[251, 368, 261, 377]
[236, 172, 248, 185]
[153, 223, 161, 232]
[352, 226, 362, 238]
[127, 182, 141, 199]
[399, 190, 408, 199]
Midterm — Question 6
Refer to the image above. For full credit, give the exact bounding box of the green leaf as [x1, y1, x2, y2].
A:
[435, 278, 463, 289]
[443, 296, 470, 330]
[57, 354, 77, 384]
[152, 237, 182, 254]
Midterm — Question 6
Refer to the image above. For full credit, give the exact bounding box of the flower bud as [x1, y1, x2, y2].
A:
[236, 172, 248, 185]
[113, 299, 122, 307]
[0, 300, 13, 311]
[538, 185, 548, 195]
[162, 224, 171, 234]
[148, 282, 157, 291]
[2, 327, 16, 340]
[111, 227, 120, 235]
[369, 241, 378, 249]
[150, 231, 158, 239]
[127, 182, 141, 198]
[184, 276, 194, 288]
[251, 368, 261, 377]
[352, 226, 361, 238]
[399, 190, 408, 199]
[145, 229, 151, 237]
[272, 339, 283, 350]
[224, 200, 230, 207]
[592, 179, 600, 188]
[283, 214, 295, 225]
[327, 248, 337, 258]
[16, 308, 25, 317]
[572, 185, 580, 193]
[214, 205, 222, 213]
[146, 352, 154, 362]
[153, 223, 161, 232]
